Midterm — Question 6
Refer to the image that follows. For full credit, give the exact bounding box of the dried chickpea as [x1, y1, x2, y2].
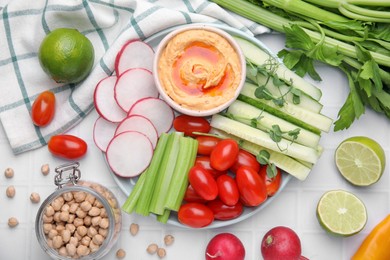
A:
[85, 193, 96, 204]
[69, 236, 78, 246]
[4, 167, 14, 178]
[30, 192, 41, 203]
[164, 234, 175, 246]
[81, 236, 91, 246]
[99, 218, 109, 229]
[69, 203, 79, 214]
[89, 240, 99, 253]
[76, 208, 87, 219]
[66, 243, 77, 257]
[51, 197, 64, 211]
[59, 211, 70, 222]
[130, 223, 139, 236]
[61, 203, 70, 212]
[45, 205, 55, 217]
[116, 249, 126, 259]
[43, 223, 52, 234]
[147, 243, 158, 255]
[62, 192, 73, 202]
[73, 191, 87, 203]
[98, 228, 108, 238]
[87, 226, 98, 238]
[52, 235, 63, 249]
[92, 234, 104, 246]
[91, 216, 101, 227]
[84, 215, 92, 226]
[8, 217, 19, 228]
[58, 246, 67, 256]
[66, 223, 76, 234]
[88, 207, 101, 217]
[41, 164, 50, 176]
[73, 217, 84, 227]
[157, 247, 166, 259]
[77, 225, 88, 237]
[62, 229, 71, 243]
[43, 214, 54, 223]
[48, 229, 59, 239]
[80, 201, 92, 211]
[77, 244, 90, 256]
[6, 185, 15, 198]
[67, 213, 75, 224]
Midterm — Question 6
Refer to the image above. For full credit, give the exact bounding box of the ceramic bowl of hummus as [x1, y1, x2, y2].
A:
[153, 24, 246, 117]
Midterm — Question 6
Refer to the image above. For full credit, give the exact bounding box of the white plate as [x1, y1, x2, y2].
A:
[106, 23, 292, 229]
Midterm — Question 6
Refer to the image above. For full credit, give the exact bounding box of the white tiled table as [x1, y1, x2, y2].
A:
[0, 33, 389, 260]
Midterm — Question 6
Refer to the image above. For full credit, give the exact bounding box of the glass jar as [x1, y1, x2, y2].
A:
[35, 162, 122, 259]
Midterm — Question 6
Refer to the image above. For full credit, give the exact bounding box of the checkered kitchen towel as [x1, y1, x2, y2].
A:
[0, 0, 269, 154]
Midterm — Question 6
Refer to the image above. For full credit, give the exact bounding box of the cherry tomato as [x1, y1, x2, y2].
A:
[210, 139, 239, 171]
[230, 149, 260, 174]
[188, 165, 218, 201]
[216, 174, 239, 206]
[183, 185, 207, 203]
[236, 166, 267, 207]
[206, 199, 243, 221]
[173, 115, 211, 137]
[48, 135, 87, 159]
[178, 202, 214, 228]
[31, 91, 55, 127]
[259, 166, 282, 197]
[196, 136, 220, 155]
[195, 156, 226, 178]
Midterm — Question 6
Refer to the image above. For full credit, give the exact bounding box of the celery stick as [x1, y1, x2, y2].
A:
[134, 133, 170, 216]
[149, 132, 182, 215]
[164, 137, 198, 211]
[156, 209, 171, 224]
[121, 169, 147, 214]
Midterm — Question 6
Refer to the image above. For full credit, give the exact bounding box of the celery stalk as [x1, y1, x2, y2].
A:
[164, 137, 198, 211]
[156, 209, 171, 224]
[134, 133, 170, 216]
[121, 169, 148, 214]
[149, 132, 182, 215]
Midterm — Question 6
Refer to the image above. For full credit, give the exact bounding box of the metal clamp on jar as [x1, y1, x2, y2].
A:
[35, 162, 122, 259]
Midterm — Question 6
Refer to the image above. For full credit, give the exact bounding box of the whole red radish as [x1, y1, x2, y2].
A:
[205, 233, 245, 260]
[261, 226, 308, 260]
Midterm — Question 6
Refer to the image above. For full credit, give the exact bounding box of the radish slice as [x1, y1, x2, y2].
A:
[114, 68, 159, 112]
[115, 115, 158, 149]
[93, 117, 118, 152]
[106, 131, 153, 178]
[115, 40, 155, 76]
[128, 97, 174, 136]
[94, 76, 127, 123]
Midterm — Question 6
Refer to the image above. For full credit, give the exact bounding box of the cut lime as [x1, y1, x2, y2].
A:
[316, 190, 367, 237]
[335, 136, 386, 186]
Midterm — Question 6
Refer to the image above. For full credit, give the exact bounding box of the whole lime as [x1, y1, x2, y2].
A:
[38, 28, 95, 84]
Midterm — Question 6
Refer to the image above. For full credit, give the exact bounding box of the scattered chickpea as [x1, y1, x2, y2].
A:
[116, 249, 126, 259]
[41, 164, 50, 176]
[129, 223, 139, 236]
[157, 247, 166, 259]
[164, 234, 174, 246]
[30, 192, 41, 203]
[147, 243, 158, 255]
[4, 167, 14, 178]
[6, 185, 15, 198]
[8, 217, 18, 228]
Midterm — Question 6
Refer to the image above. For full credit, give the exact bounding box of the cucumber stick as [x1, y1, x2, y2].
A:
[240, 82, 333, 133]
[227, 100, 321, 148]
[255, 72, 323, 113]
[235, 36, 322, 101]
[210, 114, 320, 164]
[210, 128, 311, 180]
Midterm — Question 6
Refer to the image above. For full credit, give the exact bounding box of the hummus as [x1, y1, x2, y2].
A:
[157, 28, 242, 111]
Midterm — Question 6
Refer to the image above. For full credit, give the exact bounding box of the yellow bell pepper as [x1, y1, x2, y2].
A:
[352, 214, 390, 260]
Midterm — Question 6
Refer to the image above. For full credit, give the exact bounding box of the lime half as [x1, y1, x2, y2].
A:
[316, 190, 367, 237]
[335, 136, 386, 186]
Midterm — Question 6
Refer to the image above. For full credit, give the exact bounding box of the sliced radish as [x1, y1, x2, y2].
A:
[115, 40, 155, 76]
[94, 76, 127, 123]
[106, 131, 153, 178]
[114, 68, 159, 112]
[115, 115, 158, 149]
[93, 117, 118, 152]
[128, 97, 174, 136]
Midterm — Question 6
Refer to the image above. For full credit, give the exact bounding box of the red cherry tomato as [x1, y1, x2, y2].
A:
[196, 136, 220, 155]
[183, 185, 207, 203]
[173, 115, 211, 137]
[188, 165, 218, 201]
[178, 203, 214, 228]
[48, 135, 87, 159]
[236, 166, 267, 207]
[210, 139, 239, 171]
[31, 91, 56, 127]
[230, 149, 260, 174]
[216, 174, 239, 206]
[206, 199, 243, 220]
[259, 166, 282, 197]
[195, 156, 226, 178]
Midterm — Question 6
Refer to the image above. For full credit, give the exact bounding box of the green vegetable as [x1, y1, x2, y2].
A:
[122, 132, 198, 223]
[211, 0, 390, 130]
